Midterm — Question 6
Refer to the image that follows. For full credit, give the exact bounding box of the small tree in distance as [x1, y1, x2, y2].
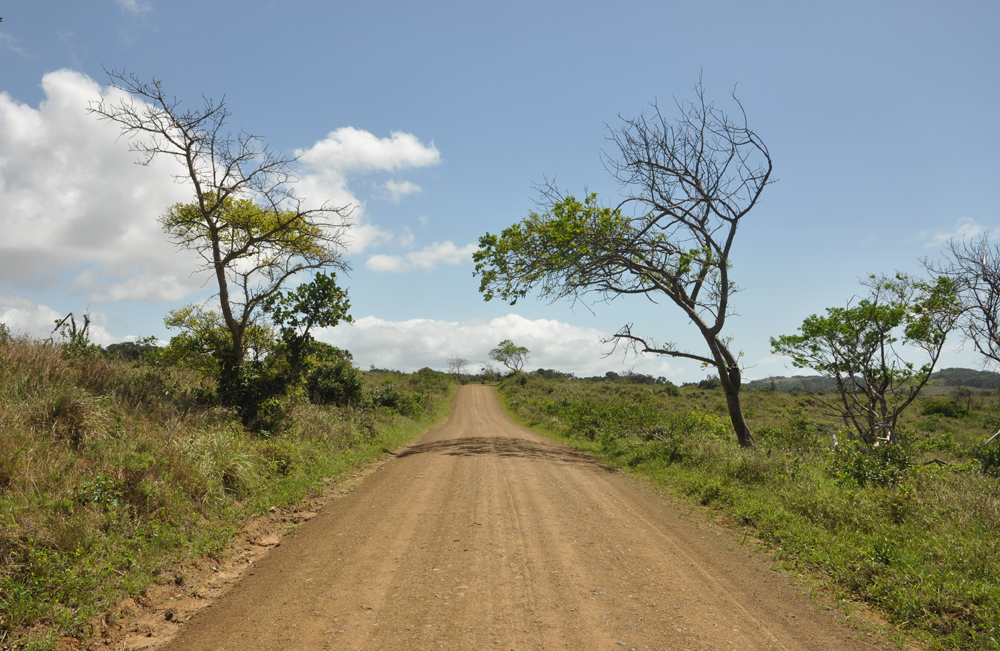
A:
[447, 356, 469, 376]
[489, 340, 529, 374]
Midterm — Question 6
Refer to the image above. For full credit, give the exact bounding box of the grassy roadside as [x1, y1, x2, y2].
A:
[495, 375, 1000, 651]
[0, 339, 453, 650]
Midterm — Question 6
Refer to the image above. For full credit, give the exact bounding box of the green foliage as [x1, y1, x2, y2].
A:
[162, 274, 353, 432]
[488, 339, 530, 373]
[103, 336, 160, 363]
[771, 274, 961, 442]
[474, 193, 633, 305]
[973, 441, 1000, 477]
[922, 397, 966, 418]
[307, 357, 364, 407]
[828, 441, 911, 487]
[262, 271, 353, 368]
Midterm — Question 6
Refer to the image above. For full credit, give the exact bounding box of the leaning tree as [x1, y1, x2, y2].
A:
[89, 71, 351, 406]
[474, 80, 772, 448]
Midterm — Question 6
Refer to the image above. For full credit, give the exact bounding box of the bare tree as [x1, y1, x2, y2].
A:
[929, 234, 1000, 366]
[474, 80, 772, 448]
[89, 71, 351, 399]
[447, 356, 469, 376]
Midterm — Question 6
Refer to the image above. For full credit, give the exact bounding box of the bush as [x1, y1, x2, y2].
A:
[307, 359, 364, 406]
[921, 397, 966, 418]
[973, 441, 1000, 477]
[829, 440, 910, 487]
[367, 384, 423, 418]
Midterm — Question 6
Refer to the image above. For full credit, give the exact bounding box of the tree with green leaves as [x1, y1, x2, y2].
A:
[90, 71, 351, 411]
[263, 271, 352, 370]
[770, 274, 960, 444]
[489, 340, 529, 374]
[474, 81, 772, 448]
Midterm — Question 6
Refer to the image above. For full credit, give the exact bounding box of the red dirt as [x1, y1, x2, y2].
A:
[95, 385, 891, 650]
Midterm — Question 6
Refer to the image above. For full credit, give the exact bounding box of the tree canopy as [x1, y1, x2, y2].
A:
[489, 340, 530, 373]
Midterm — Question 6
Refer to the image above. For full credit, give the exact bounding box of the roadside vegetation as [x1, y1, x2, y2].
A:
[0, 334, 453, 650]
[498, 372, 1000, 651]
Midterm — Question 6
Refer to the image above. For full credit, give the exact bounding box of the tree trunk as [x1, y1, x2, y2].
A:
[723, 384, 755, 449]
[717, 359, 754, 449]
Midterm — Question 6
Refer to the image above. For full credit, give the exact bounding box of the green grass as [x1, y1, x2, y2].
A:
[497, 374, 1000, 651]
[0, 339, 453, 650]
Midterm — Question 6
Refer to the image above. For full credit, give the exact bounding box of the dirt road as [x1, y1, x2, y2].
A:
[162, 385, 878, 651]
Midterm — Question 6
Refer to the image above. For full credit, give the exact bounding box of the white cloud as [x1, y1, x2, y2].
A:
[383, 179, 422, 203]
[0, 33, 26, 56]
[297, 127, 440, 173]
[294, 127, 440, 254]
[365, 241, 477, 273]
[0, 70, 442, 316]
[116, 0, 152, 14]
[316, 313, 683, 378]
[0, 70, 203, 302]
[0, 69, 200, 302]
[919, 218, 988, 249]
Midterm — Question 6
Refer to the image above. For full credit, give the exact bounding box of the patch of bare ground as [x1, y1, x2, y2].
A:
[67, 386, 910, 650]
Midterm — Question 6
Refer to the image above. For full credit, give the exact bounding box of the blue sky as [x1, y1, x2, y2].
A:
[1, 1, 998, 381]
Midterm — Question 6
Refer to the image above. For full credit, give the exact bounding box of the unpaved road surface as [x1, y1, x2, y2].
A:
[162, 385, 879, 651]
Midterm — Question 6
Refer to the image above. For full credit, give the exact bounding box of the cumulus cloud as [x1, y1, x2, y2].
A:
[0, 70, 442, 309]
[290, 129, 440, 254]
[316, 313, 683, 378]
[297, 127, 440, 173]
[0, 69, 200, 302]
[919, 218, 988, 249]
[294, 127, 440, 254]
[365, 241, 477, 273]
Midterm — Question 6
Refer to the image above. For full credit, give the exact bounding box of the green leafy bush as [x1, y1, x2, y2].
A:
[973, 441, 1000, 477]
[829, 441, 910, 487]
[307, 359, 364, 406]
[921, 397, 966, 418]
[368, 384, 423, 418]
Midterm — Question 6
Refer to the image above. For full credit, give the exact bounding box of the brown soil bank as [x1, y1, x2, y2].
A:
[158, 385, 881, 650]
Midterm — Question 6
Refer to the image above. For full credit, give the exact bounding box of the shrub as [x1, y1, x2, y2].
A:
[921, 397, 966, 418]
[829, 440, 910, 487]
[307, 359, 364, 406]
[368, 384, 423, 418]
[973, 441, 1000, 477]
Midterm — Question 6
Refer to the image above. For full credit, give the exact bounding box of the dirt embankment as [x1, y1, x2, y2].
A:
[97, 385, 885, 650]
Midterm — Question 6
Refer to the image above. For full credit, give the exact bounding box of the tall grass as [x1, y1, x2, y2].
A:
[499, 374, 1000, 651]
[0, 339, 452, 650]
